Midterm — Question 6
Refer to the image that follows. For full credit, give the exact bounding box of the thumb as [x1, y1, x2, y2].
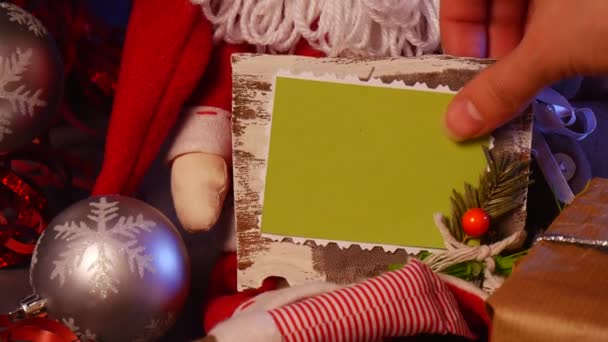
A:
[443, 44, 561, 141]
[171, 152, 229, 232]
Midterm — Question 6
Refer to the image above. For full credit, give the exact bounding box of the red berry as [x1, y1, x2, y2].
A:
[461, 208, 490, 238]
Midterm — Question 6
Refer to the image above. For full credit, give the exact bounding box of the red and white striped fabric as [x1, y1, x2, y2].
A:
[267, 259, 474, 341]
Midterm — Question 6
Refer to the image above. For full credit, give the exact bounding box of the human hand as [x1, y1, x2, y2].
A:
[440, 0, 608, 140]
[171, 152, 229, 233]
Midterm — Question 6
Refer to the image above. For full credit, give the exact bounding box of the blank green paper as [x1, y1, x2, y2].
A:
[261, 76, 486, 249]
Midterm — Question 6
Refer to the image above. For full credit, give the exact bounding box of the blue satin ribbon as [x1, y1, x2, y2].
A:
[534, 87, 597, 141]
[531, 86, 597, 204]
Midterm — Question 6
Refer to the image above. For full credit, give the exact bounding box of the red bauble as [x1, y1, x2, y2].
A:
[461, 208, 490, 238]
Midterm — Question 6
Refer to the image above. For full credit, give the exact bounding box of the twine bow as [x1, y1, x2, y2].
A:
[423, 214, 523, 293]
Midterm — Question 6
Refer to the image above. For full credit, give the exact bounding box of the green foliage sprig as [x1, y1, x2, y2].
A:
[446, 146, 531, 242]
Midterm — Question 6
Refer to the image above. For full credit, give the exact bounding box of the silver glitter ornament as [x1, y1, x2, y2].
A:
[0, 3, 63, 153]
[30, 195, 190, 342]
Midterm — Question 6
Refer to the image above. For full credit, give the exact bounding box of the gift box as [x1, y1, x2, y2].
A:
[488, 178, 608, 341]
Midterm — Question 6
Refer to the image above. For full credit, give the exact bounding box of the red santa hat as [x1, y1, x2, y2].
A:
[91, 0, 206, 195]
[92, 1, 327, 197]
[92, 0, 441, 196]
[91, 0, 239, 196]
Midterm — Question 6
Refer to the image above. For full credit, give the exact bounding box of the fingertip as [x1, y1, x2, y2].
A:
[487, 0, 527, 58]
[440, 22, 488, 58]
[440, 0, 489, 58]
[444, 43, 553, 141]
[443, 98, 485, 141]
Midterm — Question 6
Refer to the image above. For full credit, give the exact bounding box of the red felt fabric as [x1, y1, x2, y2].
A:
[93, 12, 324, 196]
[92, 0, 212, 195]
[202, 252, 293, 332]
[188, 43, 255, 111]
[126, 20, 214, 195]
[446, 282, 491, 341]
[206, 252, 238, 297]
[202, 253, 280, 332]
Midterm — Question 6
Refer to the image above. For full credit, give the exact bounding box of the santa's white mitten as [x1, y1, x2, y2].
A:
[203, 259, 475, 342]
[167, 41, 250, 248]
[171, 151, 229, 233]
[168, 106, 236, 251]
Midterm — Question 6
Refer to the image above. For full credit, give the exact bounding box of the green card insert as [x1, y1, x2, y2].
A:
[260, 76, 487, 250]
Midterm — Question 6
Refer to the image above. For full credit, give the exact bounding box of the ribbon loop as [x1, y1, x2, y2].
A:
[531, 86, 597, 204]
[534, 87, 597, 141]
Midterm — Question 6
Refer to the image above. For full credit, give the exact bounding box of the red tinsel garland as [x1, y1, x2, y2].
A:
[0, 1, 126, 270]
[19, 0, 123, 136]
[0, 166, 47, 268]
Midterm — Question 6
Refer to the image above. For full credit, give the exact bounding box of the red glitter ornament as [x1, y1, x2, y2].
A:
[461, 208, 490, 238]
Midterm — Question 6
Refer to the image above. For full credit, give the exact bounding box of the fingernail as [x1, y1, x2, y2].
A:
[443, 99, 484, 141]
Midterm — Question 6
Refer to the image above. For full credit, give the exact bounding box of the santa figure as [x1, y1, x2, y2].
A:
[92, 0, 490, 340]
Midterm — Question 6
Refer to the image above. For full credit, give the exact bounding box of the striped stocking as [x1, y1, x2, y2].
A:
[205, 259, 474, 341]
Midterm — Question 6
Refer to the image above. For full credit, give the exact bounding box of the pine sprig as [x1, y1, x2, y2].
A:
[446, 146, 531, 242]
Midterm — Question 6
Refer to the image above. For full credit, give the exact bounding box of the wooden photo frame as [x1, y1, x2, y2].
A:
[231, 54, 532, 290]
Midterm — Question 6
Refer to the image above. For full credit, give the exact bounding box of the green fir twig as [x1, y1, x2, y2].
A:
[446, 146, 531, 243]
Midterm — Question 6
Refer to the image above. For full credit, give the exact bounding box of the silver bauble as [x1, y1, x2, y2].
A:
[0, 3, 63, 153]
[30, 195, 190, 342]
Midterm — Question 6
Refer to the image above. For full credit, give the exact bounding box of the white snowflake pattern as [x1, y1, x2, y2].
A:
[0, 2, 47, 37]
[62, 317, 97, 342]
[50, 197, 157, 299]
[0, 111, 11, 141]
[0, 47, 46, 142]
[133, 313, 176, 342]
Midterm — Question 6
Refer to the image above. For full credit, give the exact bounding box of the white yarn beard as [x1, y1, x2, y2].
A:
[191, 0, 440, 57]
